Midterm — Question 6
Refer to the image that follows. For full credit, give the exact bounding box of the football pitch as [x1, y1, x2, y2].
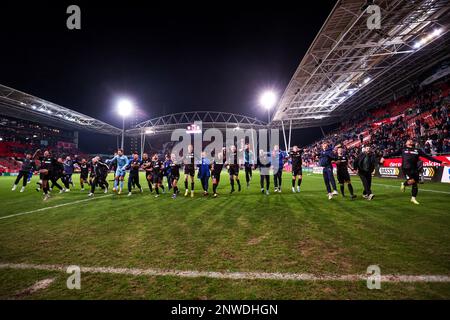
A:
[0, 172, 449, 299]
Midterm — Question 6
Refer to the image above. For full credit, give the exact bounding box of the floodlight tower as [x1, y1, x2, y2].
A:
[117, 98, 134, 150]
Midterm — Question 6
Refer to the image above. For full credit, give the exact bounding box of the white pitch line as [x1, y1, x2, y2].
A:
[13, 278, 56, 298]
[371, 182, 450, 194]
[0, 194, 112, 221]
[0, 262, 449, 283]
[308, 174, 450, 194]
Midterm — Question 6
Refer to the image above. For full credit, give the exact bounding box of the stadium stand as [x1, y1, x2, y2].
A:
[302, 78, 450, 167]
[0, 115, 89, 173]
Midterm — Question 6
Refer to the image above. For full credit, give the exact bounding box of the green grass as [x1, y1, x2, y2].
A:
[0, 171, 449, 299]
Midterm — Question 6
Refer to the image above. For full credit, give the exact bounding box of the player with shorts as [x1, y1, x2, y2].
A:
[227, 145, 241, 193]
[169, 153, 181, 199]
[289, 145, 303, 193]
[141, 153, 154, 193]
[151, 154, 164, 197]
[211, 148, 225, 198]
[183, 144, 195, 197]
[109, 149, 129, 194]
[334, 146, 356, 200]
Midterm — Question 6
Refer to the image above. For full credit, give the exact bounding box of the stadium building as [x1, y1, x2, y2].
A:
[0, 0, 449, 302]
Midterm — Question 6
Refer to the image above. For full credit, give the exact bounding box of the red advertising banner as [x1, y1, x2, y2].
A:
[382, 155, 450, 167]
[57, 141, 76, 149]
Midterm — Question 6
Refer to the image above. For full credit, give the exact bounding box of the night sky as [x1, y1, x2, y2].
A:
[0, 1, 337, 152]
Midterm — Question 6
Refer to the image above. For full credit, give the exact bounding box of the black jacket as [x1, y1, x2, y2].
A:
[354, 152, 377, 173]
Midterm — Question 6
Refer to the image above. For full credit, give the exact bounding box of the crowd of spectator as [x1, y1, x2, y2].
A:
[302, 78, 450, 166]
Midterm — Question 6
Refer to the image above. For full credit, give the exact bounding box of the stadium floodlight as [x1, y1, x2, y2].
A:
[259, 90, 277, 124]
[117, 98, 133, 117]
[432, 28, 443, 37]
[145, 129, 155, 134]
[414, 28, 444, 50]
[116, 98, 134, 150]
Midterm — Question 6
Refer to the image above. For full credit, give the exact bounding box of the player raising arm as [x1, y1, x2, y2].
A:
[11, 150, 38, 192]
[382, 139, 447, 205]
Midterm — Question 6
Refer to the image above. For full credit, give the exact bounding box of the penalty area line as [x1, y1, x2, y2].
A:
[0, 194, 113, 221]
[0, 262, 449, 283]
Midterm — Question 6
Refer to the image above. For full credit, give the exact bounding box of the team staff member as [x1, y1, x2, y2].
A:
[184, 144, 196, 197]
[11, 151, 38, 192]
[334, 146, 356, 200]
[197, 152, 211, 196]
[353, 145, 379, 200]
[289, 145, 303, 193]
[127, 152, 143, 196]
[317, 143, 339, 200]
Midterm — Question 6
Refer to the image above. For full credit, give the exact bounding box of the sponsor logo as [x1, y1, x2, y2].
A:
[422, 167, 435, 178]
[379, 167, 399, 176]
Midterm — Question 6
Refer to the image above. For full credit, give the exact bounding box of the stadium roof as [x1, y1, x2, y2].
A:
[126, 111, 268, 137]
[0, 84, 123, 135]
[272, 0, 450, 128]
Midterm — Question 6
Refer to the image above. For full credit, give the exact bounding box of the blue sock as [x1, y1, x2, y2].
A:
[114, 179, 118, 189]
[120, 181, 124, 189]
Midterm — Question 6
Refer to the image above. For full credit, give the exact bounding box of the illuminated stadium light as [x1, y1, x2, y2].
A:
[347, 88, 357, 96]
[413, 40, 423, 49]
[46, 110, 53, 114]
[31, 105, 37, 110]
[260, 90, 277, 124]
[145, 129, 155, 134]
[363, 77, 371, 84]
[0, 137, 3, 141]
[413, 28, 444, 49]
[259, 91, 277, 110]
[432, 28, 443, 37]
[117, 98, 134, 117]
[186, 124, 202, 134]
